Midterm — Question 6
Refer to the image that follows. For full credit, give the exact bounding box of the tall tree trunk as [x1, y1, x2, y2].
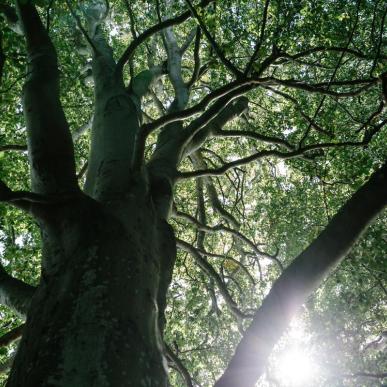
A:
[7, 193, 176, 387]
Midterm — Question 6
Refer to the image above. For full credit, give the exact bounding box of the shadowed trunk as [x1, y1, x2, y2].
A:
[7, 193, 176, 387]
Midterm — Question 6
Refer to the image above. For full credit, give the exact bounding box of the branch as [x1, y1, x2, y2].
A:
[65, 0, 99, 54]
[162, 22, 189, 111]
[71, 115, 93, 141]
[183, 96, 249, 158]
[0, 324, 24, 348]
[268, 77, 377, 97]
[0, 144, 27, 152]
[186, 28, 201, 88]
[0, 264, 35, 318]
[184, 0, 242, 78]
[173, 208, 277, 262]
[278, 46, 386, 62]
[176, 238, 251, 319]
[244, 0, 270, 75]
[165, 344, 193, 387]
[142, 77, 258, 134]
[0, 30, 5, 86]
[180, 27, 197, 54]
[0, 180, 75, 205]
[116, 0, 214, 76]
[216, 128, 293, 150]
[16, 0, 78, 195]
[123, 0, 137, 39]
[215, 161, 387, 387]
[0, 179, 84, 218]
[264, 86, 333, 138]
[177, 138, 381, 180]
[142, 71, 375, 137]
[173, 210, 257, 283]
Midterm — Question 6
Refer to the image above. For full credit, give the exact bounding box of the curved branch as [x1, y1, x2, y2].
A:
[165, 344, 193, 387]
[186, 28, 201, 88]
[183, 97, 249, 158]
[177, 139, 379, 180]
[176, 238, 251, 319]
[116, 0, 214, 76]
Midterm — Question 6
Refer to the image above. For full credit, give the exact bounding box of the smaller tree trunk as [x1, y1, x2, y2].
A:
[216, 162, 387, 387]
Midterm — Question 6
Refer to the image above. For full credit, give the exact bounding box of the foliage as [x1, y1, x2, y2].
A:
[0, 0, 386, 386]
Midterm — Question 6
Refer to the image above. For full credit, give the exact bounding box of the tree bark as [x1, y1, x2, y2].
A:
[7, 194, 176, 387]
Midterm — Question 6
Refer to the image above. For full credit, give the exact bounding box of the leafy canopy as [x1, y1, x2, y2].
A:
[0, 0, 386, 386]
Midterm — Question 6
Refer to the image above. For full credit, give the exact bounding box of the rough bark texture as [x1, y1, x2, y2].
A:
[7, 194, 176, 386]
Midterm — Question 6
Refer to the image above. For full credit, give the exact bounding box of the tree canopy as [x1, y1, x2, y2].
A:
[0, 0, 386, 386]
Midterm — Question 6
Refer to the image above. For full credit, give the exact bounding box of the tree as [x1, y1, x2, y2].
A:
[0, 0, 386, 386]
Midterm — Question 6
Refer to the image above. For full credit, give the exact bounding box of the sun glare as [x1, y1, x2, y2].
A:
[277, 348, 318, 385]
[270, 317, 320, 386]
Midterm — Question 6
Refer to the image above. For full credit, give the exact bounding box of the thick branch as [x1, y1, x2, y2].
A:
[0, 324, 24, 348]
[215, 162, 387, 387]
[0, 264, 35, 318]
[163, 25, 189, 111]
[183, 97, 249, 158]
[16, 0, 78, 195]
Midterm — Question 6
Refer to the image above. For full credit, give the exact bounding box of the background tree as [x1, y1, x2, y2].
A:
[0, 0, 386, 386]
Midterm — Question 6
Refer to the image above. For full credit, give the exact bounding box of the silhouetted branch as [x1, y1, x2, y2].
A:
[116, 0, 214, 75]
[0, 324, 25, 348]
